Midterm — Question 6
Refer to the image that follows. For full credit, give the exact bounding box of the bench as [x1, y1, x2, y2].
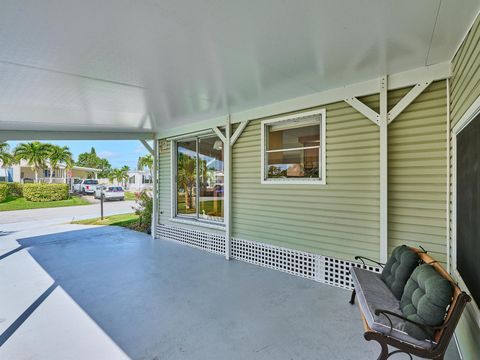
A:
[349, 246, 471, 360]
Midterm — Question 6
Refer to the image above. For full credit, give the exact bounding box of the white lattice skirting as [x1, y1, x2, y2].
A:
[156, 224, 380, 290]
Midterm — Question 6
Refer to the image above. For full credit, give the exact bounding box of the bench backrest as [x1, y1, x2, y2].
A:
[410, 247, 468, 345]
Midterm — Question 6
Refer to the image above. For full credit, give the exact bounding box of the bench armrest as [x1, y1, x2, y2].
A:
[374, 309, 444, 346]
[354, 256, 385, 269]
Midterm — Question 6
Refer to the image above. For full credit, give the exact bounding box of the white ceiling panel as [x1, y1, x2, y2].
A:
[0, 0, 479, 134]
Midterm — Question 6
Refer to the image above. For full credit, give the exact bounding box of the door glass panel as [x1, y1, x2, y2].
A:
[198, 136, 224, 222]
[176, 140, 197, 217]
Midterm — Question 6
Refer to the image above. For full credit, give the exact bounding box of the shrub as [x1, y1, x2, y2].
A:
[23, 183, 69, 202]
[6, 182, 23, 197]
[133, 190, 153, 234]
[0, 183, 8, 202]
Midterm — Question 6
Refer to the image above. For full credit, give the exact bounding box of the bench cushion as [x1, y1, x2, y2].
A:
[351, 266, 435, 349]
[400, 264, 453, 341]
[380, 245, 419, 299]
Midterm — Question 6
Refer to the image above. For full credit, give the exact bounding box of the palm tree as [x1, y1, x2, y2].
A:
[137, 154, 153, 177]
[47, 145, 73, 183]
[0, 143, 16, 179]
[120, 166, 130, 187]
[14, 142, 50, 183]
[106, 169, 116, 184]
[111, 167, 128, 187]
[177, 153, 196, 210]
[0, 142, 9, 154]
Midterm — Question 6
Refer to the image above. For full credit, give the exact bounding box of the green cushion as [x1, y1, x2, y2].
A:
[381, 245, 419, 299]
[400, 264, 453, 340]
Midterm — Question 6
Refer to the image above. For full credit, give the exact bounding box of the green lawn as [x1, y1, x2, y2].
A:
[0, 196, 90, 212]
[124, 191, 137, 201]
[177, 196, 223, 217]
[71, 213, 139, 227]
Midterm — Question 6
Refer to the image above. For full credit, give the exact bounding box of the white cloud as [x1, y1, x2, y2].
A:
[134, 144, 148, 154]
[98, 150, 119, 158]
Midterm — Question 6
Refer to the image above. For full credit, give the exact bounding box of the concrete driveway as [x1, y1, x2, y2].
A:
[0, 200, 136, 227]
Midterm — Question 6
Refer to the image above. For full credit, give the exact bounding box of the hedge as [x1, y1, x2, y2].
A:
[6, 182, 23, 197]
[23, 183, 69, 202]
[0, 183, 7, 203]
[0, 182, 24, 198]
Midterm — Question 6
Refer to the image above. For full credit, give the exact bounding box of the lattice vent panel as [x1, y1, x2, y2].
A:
[317, 256, 381, 290]
[156, 224, 225, 255]
[231, 238, 316, 280]
[157, 225, 380, 290]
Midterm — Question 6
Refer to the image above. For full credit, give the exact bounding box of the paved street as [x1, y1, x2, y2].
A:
[0, 200, 136, 226]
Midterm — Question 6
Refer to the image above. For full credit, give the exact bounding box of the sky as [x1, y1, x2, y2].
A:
[6, 140, 151, 170]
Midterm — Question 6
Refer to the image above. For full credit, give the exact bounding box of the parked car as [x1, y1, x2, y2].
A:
[74, 179, 99, 194]
[94, 186, 125, 201]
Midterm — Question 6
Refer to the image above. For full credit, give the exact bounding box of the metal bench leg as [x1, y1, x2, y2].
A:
[349, 289, 356, 304]
[364, 332, 390, 360]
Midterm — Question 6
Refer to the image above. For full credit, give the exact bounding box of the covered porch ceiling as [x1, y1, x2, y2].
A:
[1, 0, 479, 136]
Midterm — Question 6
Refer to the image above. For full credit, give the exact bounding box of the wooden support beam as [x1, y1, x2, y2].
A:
[388, 81, 431, 124]
[212, 127, 227, 144]
[230, 121, 249, 146]
[379, 76, 388, 264]
[140, 140, 154, 155]
[224, 116, 232, 260]
[151, 139, 158, 238]
[344, 97, 380, 125]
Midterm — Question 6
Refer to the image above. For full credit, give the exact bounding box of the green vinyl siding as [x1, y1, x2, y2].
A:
[449, 12, 480, 360]
[232, 100, 381, 261]
[158, 141, 172, 224]
[451, 16, 480, 127]
[158, 82, 448, 263]
[388, 81, 448, 263]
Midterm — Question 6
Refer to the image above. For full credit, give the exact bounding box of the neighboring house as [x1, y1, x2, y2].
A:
[5, 160, 100, 185]
[0, 167, 13, 182]
[127, 170, 153, 192]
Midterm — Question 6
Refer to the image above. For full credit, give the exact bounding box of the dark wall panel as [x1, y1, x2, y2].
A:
[457, 113, 480, 306]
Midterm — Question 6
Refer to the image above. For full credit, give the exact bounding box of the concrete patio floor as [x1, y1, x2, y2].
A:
[0, 224, 461, 360]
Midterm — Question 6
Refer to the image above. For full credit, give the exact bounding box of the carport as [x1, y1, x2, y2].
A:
[1, 1, 480, 359]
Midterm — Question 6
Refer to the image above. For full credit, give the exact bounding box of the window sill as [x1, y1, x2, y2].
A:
[261, 179, 326, 185]
[169, 217, 226, 231]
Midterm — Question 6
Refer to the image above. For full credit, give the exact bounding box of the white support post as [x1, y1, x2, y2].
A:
[379, 76, 388, 263]
[212, 118, 248, 260]
[344, 76, 434, 263]
[151, 138, 158, 238]
[224, 116, 232, 259]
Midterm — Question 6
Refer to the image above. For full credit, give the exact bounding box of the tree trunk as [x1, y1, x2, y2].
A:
[34, 168, 38, 183]
[184, 186, 191, 209]
[49, 166, 53, 183]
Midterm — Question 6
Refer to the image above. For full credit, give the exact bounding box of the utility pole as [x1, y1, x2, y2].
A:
[100, 188, 104, 220]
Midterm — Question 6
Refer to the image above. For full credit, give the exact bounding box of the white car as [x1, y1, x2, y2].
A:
[74, 179, 99, 194]
[94, 186, 125, 201]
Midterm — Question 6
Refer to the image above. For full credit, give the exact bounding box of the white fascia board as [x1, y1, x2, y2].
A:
[157, 115, 227, 139]
[0, 130, 155, 141]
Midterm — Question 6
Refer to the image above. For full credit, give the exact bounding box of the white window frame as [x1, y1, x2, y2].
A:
[451, 95, 480, 327]
[170, 134, 226, 229]
[261, 108, 326, 185]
